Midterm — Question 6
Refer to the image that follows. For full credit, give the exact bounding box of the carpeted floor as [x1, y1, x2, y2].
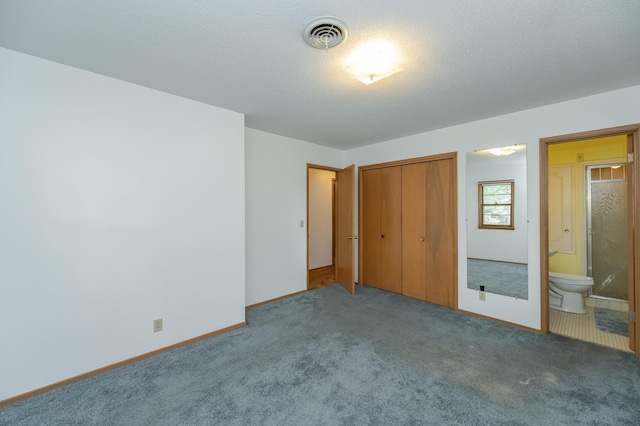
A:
[467, 258, 528, 299]
[1, 284, 638, 425]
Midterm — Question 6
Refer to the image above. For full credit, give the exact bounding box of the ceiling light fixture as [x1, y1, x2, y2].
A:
[488, 146, 517, 156]
[345, 40, 403, 85]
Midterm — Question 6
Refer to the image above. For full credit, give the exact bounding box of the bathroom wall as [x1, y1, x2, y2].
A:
[548, 135, 627, 275]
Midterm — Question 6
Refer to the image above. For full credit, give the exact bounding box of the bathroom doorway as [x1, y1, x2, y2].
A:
[540, 124, 640, 357]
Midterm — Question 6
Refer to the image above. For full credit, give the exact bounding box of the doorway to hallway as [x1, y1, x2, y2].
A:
[307, 164, 356, 294]
[307, 166, 336, 290]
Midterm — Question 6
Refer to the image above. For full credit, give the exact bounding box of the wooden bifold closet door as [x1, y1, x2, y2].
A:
[361, 166, 402, 293]
[401, 163, 426, 300]
[360, 154, 456, 308]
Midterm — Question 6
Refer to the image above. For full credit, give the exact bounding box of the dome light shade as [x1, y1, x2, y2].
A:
[489, 147, 517, 156]
[345, 40, 403, 85]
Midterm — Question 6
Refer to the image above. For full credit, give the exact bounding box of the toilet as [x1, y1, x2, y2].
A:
[549, 271, 594, 314]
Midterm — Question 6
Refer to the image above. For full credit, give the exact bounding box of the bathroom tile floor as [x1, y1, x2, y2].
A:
[550, 305, 632, 352]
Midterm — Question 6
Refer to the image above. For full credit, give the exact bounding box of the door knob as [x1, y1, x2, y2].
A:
[419, 237, 425, 242]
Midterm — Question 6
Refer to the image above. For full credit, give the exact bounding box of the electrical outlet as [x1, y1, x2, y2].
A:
[479, 291, 486, 301]
[153, 318, 163, 333]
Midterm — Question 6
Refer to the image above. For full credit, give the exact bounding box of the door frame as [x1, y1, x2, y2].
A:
[540, 124, 640, 356]
[307, 164, 355, 294]
[307, 164, 340, 290]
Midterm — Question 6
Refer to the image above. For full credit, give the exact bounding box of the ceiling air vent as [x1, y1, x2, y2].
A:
[303, 16, 349, 49]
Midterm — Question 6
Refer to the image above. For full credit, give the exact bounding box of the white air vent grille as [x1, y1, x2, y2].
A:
[303, 17, 349, 49]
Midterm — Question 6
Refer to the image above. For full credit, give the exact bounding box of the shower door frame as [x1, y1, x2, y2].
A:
[586, 163, 629, 301]
[540, 124, 640, 357]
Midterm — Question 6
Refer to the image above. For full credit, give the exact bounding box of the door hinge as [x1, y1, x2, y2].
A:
[628, 152, 634, 163]
[630, 311, 636, 323]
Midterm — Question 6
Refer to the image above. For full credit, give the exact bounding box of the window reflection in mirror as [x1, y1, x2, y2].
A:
[467, 145, 528, 299]
[478, 180, 515, 229]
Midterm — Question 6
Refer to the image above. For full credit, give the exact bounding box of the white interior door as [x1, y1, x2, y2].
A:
[549, 165, 574, 253]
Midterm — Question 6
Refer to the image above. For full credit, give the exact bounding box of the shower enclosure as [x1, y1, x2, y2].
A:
[587, 165, 628, 301]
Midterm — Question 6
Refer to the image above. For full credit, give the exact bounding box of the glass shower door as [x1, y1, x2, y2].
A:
[587, 165, 628, 301]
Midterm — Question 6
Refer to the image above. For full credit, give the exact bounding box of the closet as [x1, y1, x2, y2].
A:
[359, 153, 457, 308]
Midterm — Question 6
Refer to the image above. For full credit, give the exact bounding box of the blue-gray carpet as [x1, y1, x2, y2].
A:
[594, 307, 629, 337]
[1, 284, 638, 425]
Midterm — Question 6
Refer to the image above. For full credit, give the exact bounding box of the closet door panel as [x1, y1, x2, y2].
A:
[401, 163, 427, 300]
[380, 166, 403, 293]
[361, 169, 381, 288]
[424, 158, 455, 307]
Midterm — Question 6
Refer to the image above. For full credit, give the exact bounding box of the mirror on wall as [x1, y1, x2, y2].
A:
[466, 144, 528, 299]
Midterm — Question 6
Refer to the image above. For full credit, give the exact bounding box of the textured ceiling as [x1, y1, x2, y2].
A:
[1, 1, 639, 149]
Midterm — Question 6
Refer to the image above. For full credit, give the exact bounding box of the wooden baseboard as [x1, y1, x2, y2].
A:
[245, 290, 307, 310]
[308, 265, 334, 273]
[457, 309, 543, 334]
[0, 322, 246, 408]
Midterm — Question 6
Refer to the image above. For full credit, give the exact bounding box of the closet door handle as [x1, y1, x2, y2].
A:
[419, 237, 425, 242]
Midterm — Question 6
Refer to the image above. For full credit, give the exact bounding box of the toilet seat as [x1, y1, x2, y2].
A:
[549, 271, 594, 286]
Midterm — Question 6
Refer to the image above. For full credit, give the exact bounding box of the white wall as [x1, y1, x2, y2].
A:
[245, 129, 342, 306]
[0, 48, 246, 401]
[345, 84, 640, 330]
[466, 153, 527, 264]
[308, 169, 335, 269]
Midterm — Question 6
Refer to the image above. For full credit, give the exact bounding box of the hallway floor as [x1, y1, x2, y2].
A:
[308, 265, 336, 290]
